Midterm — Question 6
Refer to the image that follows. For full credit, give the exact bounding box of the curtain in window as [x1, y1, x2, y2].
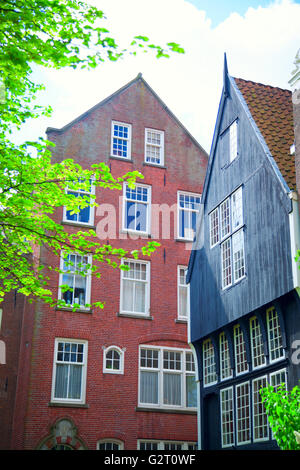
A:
[54, 364, 82, 399]
[122, 279, 145, 313]
[140, 371, 158, 404]
[163, 373, 181, 406]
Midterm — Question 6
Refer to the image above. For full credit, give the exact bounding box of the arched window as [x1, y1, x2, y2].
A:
[97, 439, 124, 450]
[103, 346, 125, 374]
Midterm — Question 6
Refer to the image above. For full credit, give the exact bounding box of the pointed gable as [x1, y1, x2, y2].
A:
[234, 78, 295, 189]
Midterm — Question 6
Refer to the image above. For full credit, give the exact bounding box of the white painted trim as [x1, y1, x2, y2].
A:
[51, 338, 88, 405]
[103, 345, 125, 374]
[138, 345, 197, 411]
[110, 120, 132, 159]
[144, 128, 165, 166]
[235, 381, 251, 446]
[62, 178, 95, 226]
[289, 191, 300, 290]
[252, 375, 269, 443]
[58, 251, 92, 310]
[119, 258, 150, 317]
[122, 182, 152, 235]
[177, 265, 190, 321]
[177, 191, 202, 241]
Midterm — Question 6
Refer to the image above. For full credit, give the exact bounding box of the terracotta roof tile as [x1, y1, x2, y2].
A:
[234, 78, 295, 190]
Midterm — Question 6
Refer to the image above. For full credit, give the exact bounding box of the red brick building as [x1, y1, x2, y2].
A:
[0, 74, 208, 450]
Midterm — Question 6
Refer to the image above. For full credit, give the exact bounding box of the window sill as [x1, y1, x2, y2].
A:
[120, 229, 151, 239]
[143, 162, 166, 169]
[55, 307, 93, 314]
[61, 220, 96, 229]
[175, 318, 188, 324]
[49, 402, 89, 408]
[136, 407, 197, 415]
[117, 312, 153, 320]
[109, 155, 133, 162]
[175, 238, 193, 244]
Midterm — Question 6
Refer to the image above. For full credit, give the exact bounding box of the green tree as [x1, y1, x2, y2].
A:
[260, 383, 300, 450]
[0, 0, 184, 309]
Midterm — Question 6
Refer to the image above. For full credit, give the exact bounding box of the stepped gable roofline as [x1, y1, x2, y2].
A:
[46, 73, 208, 157]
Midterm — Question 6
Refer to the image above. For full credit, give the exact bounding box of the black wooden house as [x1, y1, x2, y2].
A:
[187, 56, 300, 450]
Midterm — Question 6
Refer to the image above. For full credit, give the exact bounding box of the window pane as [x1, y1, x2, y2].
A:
[68, 364, 82, 399]
[134, 281, 146, 313]
[220, 198, 230, 238]
[267, 307, 284, 362]
[232, 230, 245, 282]
[54, 364, 69, 399]
[231, 187, 243, 229]
[253, 377, 268, 441]
[163, 373, 181, 406]
[140, 371, 158, 404]
[221, 388, 234, 447]
[221, 238, 232, 288]
[186, 375, 197, 407]
[236, 382, 250, 444]
[122, 279, 134, 312]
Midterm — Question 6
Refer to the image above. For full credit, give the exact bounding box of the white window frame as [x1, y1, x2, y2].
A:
[144, 128, 164, 166]
[219, 332, 232, 381]
[203, 339, 217, 387]
[220, 386, 235, 448]
[138, 345, 197, 411]
[51, 338, 88, 405]
[249, 316, 266, 369]
[119, 259, 150, 317]
[232, 229, 245, 283]
[220, 198, 230, 240]
[111, 120, 132, 159]
[103, 345, 125, 375]
[269, 368, 287, 390]
[229, 120, 238, 163]
[122, 182, 151, 235]
[252, 375, 269, 442]
[266, 307, 285, 363]
[209, 207, 219, 248]
[137, 440, 196, 450]
[235, 381, 251, 446]
[177, 191, 201, 241]
[177, 265, 190, 321]
[58, 252, 92, 310]
[233, 325, 249, 376]
[63, 179, 95, 226]
[221, 237, 232, 289]
[97, 439, 124, 450]
[231, 187, 243, 231]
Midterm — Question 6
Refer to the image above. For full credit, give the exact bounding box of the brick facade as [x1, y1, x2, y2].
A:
[0, 75, 207, 450]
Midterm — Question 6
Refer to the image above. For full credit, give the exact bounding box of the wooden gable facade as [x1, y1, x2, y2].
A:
[188, 56, 300, 450]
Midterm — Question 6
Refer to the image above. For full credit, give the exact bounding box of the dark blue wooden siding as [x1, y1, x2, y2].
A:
[190, 79, 294, 342]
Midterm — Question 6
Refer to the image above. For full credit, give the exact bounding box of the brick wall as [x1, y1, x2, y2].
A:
[7, 76, 207, 450]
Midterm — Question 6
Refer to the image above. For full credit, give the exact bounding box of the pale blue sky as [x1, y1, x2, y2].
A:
[12, 0, 300, 153]
[187, 0, 300, 25]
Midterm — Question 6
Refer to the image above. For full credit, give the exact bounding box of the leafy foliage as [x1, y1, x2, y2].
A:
[260, 384, 300, 450]
[0, 0, 183, 307]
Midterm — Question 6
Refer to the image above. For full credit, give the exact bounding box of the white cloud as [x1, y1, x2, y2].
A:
[13, 0, 300, 154]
